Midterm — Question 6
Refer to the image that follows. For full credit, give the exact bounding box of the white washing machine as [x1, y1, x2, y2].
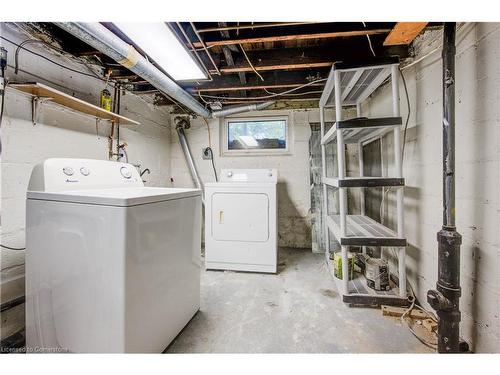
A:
[25, 158, 202, 353]
[204, 169, 278, 273]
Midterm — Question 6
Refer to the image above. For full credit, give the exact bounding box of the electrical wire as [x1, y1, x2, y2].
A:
[2, 37, 104, 81]
[0, 65, 6, 155]
[199, 78, 327, 101]
[400, 283, 438, 350]
[263, 88, 323, 97]
[239, 43, 264, 82]
[399, 67, 411, 161]
[362, 22, 376, 57]
[202, 117, 218, 182]
[15, 38, 99, 78]
[1, 244, 26, 250]
[206, 147, 218, 182]
[2, 36, 153, 101]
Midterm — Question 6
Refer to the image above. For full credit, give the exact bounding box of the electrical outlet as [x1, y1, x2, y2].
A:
[202, 147, 213, 160]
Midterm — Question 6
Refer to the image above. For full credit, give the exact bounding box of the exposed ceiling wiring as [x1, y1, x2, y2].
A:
[239, 43, 264, 82]
[198, 78, 327, 101]
[362, 22, 376, 57]
[263, 88, 323, 97]
[2, 36, 194, 113]
[400, 67, 411, 161]
[1, 36, 105, 81]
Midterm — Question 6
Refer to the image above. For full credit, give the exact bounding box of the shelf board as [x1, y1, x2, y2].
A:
[319, 58, 399, 108]
[321, 117, 402, 145]
[10, 83, 140, 125]
[323, 176, 405, 188]
[326, 214, 406, 247]
[325, 252, 409, 307]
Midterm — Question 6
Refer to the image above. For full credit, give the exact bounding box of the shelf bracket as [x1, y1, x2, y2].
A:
[32, 96, 53, 126]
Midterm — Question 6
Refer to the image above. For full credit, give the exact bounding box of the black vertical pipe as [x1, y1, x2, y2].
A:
[442, 24, 456, 229]
[427, 22, 463, 353]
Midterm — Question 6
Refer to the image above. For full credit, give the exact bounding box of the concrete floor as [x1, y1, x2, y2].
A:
[167, 248, 434, 353]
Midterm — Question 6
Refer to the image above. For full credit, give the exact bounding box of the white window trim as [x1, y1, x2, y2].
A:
[220, 115, 291, 157]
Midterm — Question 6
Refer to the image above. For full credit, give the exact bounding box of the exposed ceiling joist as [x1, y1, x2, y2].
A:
[193, 29, 392, 48]
[197, 22, 319, 33]
[195, 82, 325, 93]
[383, 22, 428, 46]
[220, 61, 333, 74]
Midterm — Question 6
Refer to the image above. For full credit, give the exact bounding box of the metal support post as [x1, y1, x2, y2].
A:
[334, 69, 348, 295]
[357, 103, 367, 255]
[320, 106, 330, 255]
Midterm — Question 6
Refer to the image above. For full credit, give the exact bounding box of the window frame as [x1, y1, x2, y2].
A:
[221, 115, 291, 156]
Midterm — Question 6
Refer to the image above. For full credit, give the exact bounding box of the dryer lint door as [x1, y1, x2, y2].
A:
[211, 192, 269, 242]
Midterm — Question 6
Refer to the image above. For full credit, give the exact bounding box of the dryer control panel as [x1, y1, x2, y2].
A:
[28, 158, 143, 192]
[220, 169, 278, 183]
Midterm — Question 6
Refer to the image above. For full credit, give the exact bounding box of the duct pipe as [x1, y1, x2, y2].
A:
[55, 23, 275, 119]
[56, 22, 210, 117]
[211, 101, 275, 118]
[175, 117, 204, 203]
[427, 23, 464, 353]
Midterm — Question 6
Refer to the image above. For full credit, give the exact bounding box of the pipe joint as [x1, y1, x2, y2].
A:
[174, 116, 190, 130]
[427, 289, 453, 312]
[437, 228, 462, 246]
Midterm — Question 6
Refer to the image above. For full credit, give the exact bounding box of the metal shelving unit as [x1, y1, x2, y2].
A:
[319, 58, 409, 307]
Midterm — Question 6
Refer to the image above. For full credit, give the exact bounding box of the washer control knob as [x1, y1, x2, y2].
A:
[227, 171, 233, 177]
[63, 167, 74, 176]
[80, 167, 90, 176]
[120, 166, 132, 179]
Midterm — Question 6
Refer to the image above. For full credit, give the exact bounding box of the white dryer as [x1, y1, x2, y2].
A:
[204, 169, 278, 273]
[25, 158, 202, 353]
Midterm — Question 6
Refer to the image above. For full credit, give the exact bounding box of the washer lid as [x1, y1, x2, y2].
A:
[27, 187, 201, 207]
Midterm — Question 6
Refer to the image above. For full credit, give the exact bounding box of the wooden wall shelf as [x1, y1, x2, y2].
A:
[10, 83, 140, 126]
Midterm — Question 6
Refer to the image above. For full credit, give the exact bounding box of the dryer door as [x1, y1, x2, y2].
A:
[211, 193, 269, 242]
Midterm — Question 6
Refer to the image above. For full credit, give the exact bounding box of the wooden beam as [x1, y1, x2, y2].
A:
[383, 22, 428, 46]
[197, 22, 319, 33]
[220, 61, 333, 73]
[193, 29, 392, 48]
[195, 82, 325, 93]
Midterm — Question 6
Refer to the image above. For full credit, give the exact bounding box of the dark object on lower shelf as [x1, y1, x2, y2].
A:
[340, 237, 407, 247]
[344, 294, 409, 307]
[335, 177, 405, 188]
[336, 116, 402, 130]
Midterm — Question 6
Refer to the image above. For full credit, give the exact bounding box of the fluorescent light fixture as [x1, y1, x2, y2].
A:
[114, 22, 206, 81]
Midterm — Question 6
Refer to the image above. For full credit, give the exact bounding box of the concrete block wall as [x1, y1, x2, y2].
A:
[169, 108, 338, 249]
[360, 23, 500, 352]
[0, 24, 172, 342]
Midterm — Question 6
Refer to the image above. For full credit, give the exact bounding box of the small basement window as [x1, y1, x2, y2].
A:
[222, 116, 289, 156]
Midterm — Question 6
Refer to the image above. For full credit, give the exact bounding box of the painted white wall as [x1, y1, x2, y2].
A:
[0, 24, 172, 341]
[360, 23, 500, 352]
[170, 108, 338, 249]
